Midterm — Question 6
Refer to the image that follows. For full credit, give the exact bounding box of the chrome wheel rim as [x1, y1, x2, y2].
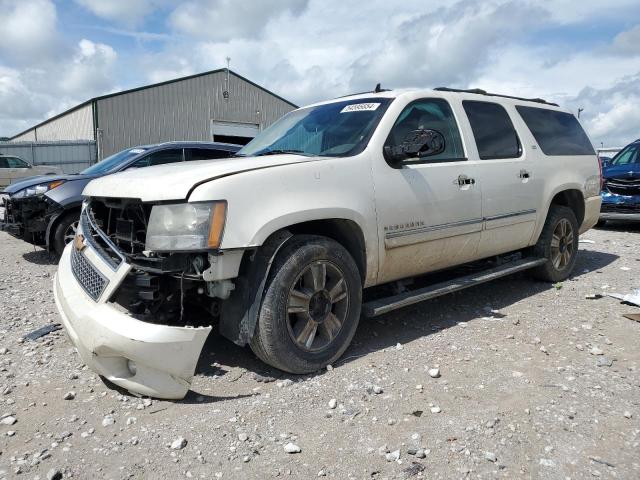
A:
[63, 221, 79, 245]
[286, 260, 349, 352]
[550, 218, 574, 270]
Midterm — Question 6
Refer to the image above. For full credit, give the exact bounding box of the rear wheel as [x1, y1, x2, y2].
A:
[52, 212, 79, 257]
[531, 205, 579, 282]
[250, 235, 362, 374]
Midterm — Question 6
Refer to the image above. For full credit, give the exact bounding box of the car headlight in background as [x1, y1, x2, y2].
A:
[145, 201, 227, 251]
[13, 180, 66, 199]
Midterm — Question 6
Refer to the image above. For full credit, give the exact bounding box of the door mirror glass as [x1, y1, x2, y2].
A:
[384, 128, 446, 163]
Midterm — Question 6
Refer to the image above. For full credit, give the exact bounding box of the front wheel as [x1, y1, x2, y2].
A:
[250, 235, 362, 374]
[530, 205, 579, 282]
[52, 212, 80, 257]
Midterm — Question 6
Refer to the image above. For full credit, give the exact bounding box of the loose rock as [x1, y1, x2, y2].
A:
[284, 442, 301, 453]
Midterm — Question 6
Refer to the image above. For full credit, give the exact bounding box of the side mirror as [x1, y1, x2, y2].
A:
[384, 129, 446, 164]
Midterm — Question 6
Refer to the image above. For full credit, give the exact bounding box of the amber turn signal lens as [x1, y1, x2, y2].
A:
[49, 180, 66, 190]
[207, 202, 227, 249]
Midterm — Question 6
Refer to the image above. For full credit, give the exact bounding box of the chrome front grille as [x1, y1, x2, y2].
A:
[80, 209, 123, 270]
[71, 246, 108, 301]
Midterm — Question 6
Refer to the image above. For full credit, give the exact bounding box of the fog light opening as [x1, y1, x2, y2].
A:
[127, 360, 137, 376]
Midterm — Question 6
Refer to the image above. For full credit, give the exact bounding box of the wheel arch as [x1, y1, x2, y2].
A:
[534, 187, 585, 244]
[219, 218, 369, 347]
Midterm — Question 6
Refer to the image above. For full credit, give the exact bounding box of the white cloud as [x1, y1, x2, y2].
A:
[3, 0, 640, 146]
[0, 38, 120, 137]
[612, 24, 640, 56]
[0, 0, 61, 63]
[568, 74, 640, 147]
[74, 0, 165, 26]
[169, 0, 309, 41]
[61, 40, 118, 97]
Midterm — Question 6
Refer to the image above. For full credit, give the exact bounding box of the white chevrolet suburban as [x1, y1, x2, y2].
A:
[53, 87, 602, 399]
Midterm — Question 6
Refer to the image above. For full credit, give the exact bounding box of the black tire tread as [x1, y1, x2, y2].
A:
[530, 205, 579, 282]
[250, 235, 362, 374]
[52, 211, 79, 257]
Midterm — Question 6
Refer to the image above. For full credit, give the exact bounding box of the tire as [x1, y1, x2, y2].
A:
[250, 235, 362, 374]
[530, 205, 579, 282]
[52, 212, 80, 257]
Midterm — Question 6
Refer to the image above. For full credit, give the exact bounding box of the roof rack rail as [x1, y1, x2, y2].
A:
[434, 87, 559, 107]
[335, 83, 391, 99]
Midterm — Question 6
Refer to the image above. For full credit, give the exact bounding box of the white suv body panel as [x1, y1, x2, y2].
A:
[56, 88, 601, 398]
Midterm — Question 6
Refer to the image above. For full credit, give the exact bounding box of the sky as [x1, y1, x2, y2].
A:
[1, 0, 640, 147]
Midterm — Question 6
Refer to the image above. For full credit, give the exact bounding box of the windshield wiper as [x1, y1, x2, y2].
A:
[254, 149, 310, 157]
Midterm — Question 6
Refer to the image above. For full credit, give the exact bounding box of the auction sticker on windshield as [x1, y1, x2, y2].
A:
[340, 103, 381, 113]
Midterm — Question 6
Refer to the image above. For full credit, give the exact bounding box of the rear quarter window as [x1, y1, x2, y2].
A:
[516, 106, 595, 156]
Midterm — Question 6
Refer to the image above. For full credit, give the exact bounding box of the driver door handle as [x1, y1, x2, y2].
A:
[457, 174, 476, 186]
[519, 169, 530, 179]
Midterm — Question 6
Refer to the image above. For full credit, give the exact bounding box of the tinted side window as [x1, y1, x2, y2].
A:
[0, 158, 8, 168]
[611, 144, 640, 166]
[6, 157, 28, 168]
[516, 106, 595, 156]
[188, 148, 231, 161]
[463, 101, 521, 159]
[130, 149, 184, 168]
[385, 98, 465, 163]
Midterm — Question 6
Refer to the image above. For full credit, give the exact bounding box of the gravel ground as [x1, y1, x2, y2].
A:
[1, 224, 639, 480]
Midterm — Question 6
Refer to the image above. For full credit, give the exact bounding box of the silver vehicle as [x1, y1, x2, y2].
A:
[0, 154, 62, 188]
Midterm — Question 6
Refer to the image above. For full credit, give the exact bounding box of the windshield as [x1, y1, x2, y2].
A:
[609, 143, 640, 166]
[237, 97, 393, 158]
[81, 147, 148, 175]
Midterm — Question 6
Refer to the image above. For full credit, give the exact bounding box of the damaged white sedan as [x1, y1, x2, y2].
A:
[54, 87, 601, 399]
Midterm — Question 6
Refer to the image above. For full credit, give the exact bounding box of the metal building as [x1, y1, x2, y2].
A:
[10, 69, 297, 158]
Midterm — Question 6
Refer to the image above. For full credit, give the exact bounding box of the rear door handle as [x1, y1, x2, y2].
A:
[519, 169, 530, 179]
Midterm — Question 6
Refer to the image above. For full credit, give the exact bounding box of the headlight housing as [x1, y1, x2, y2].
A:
[13, 180, 66, 199]
[145, 201, 227, 251]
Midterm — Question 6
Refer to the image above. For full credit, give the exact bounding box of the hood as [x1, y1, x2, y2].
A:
[3, 173, 93, 195]
[83, 155, 319, 201]
[603, 163, 640, 180]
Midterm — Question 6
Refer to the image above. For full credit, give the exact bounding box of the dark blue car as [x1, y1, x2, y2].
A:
[0, 141, 240, 256]
[600, 138, 640, 222]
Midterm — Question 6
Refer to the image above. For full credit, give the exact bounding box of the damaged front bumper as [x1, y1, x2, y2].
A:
[53, 242, 212, 399]
[600, 191, 640, 221]
[0, 194, 59, 245]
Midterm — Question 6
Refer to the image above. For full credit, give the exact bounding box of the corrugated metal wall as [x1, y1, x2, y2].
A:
[97, 71, 294, 157]
[11, 104, 94, 143]
[11, 129, 37, 142]
[0, 141, 96, 173]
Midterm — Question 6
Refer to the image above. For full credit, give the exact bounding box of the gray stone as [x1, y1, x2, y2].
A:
[0, 416, 16, 425]
[46, 468, 63, 480]
[284, 442, 301, 453]
[485, 452, 497, 462]
[385, 450, 400, 462]
[171, 437, 187, 450]
[101, 415, 115, 427]
[597, 357, 613, 367]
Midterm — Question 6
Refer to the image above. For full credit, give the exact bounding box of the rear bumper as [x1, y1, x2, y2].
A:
[580, 196, 602, 234]
[54, 242, 212, 399]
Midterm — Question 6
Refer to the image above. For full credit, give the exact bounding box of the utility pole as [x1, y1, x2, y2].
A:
[223, 57, 231, 100]
[577, 107, 584, 118]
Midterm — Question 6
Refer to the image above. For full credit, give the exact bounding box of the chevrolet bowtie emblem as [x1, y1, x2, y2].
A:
[74, 233, 86, 252]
